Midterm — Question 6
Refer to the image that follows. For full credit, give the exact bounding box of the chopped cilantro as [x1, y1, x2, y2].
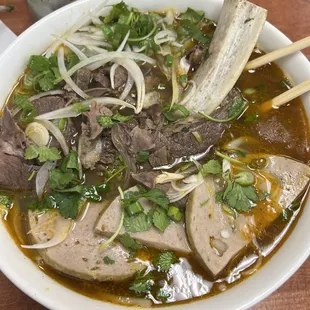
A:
[13, 95, 37, 123]
[200, 160, 222, 176]
[179, 8, 205, 24]
[119, 233, 142, 252]
[24, 145, 61, 162]
[164, 55, 174, 68]
[49, 169, 76, 190]
[156, 288, 170, 302]
[123, 188, 170, 210]
[28, 55, 51, 72]
[228, 98, 246, 118]
[154, 252, 178, 272]
[61, 151, 79, 171]
[123, 212, 153, 233]
[97, 116, 114, 129]
[0, 194, 13, 208]
[136, 151, 149, 163]
[129, 273, 154, 295]
[178, 74, 188, 85]
[152, 207, 171, 232]
[244, 113, 260, 123]
[103, 256, 115, 265]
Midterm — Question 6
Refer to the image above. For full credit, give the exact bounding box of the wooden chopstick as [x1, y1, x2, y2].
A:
[260, 80, 310, 112]
[245, 36, 310, 70]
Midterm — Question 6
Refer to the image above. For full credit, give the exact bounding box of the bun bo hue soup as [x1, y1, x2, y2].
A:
[1, 0, 309, 307]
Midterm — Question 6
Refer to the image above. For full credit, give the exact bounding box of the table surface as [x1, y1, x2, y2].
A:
[0, 0, 310, 309]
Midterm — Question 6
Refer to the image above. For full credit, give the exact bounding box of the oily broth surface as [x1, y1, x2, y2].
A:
[2, 46, 310, 307]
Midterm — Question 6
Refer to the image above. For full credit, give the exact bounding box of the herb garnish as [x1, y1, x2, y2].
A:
[24, 145, 61, 162]
[103, 256, 115, 265]
[154, 251, 178, 272]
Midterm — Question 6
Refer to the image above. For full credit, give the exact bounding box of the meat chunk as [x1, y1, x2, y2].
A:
[75, 68, 92, 90]
[28, 203, 144, 281]
[32, 96, 66, 115]
[0, 108, 34, 190]
[95, 186, 192, 253]
[186, 155, 310, 277]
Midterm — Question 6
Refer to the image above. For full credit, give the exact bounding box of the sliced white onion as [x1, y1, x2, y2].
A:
[172, 41, 183, 48]
[120, 73, 134, 100]
[167, 173, 204, 202]
[58, 47, 89, 99]
[179, 56, 191, 74]
[114, 58, 145, 113]
[22, 216, 72, 249]
[35, 97, 136, 121]
[67, 33, 111, 48]
[124, 44, 132, 52]
[78, 26, 99, 33]
[155, 172, 185, 184]
[77, 137, 84, 180]
[178, 80, 197, 106]
[89, 13, 102, 25]
[117, 31, 130, 52]
[78, 51, 155, 72]
[154, 30, 177, 45]
[45, 0, 109, 57]
[37, 119, 69, 155]
[132, 45, 146, 53]
[170, 59, 179, 108]
[86, 45, 108, 54]
[52, 35, 88, 60]
[165, 10, 175, 25]
[29, 90, 66, 102]
[110, 63, 118, 89]
[36, 161, 57, 199]
[25, 122, 50, 146]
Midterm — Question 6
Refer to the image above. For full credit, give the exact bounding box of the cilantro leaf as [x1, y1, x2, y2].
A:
[200, 160, 222, 176]
[123, 188, 170, 210]
[152, 207, 171, 232]
[162, 104, 190, 122]
[103, 256, 115, 265]
[38, 71, 55, 91]
[104, 1, 130, 24]
[119, 233, 142, 252]
[154, 252, 178, 272]
[24, 145, 61, 162]
[53, 192, 83, 219]
[0, 194, 13, 208]
[28, 55, 51, 72]
[136, 151, 149, 163]
[156, 288, 170, 302]
[112, 113, 133, 123]
[123, 212, 153, 233]
[179, 20, 211, 44]
[61, 151, 79, 171]
[97, 116, 114, 129]
[49, 169, 76, 190]
[228, 98, 246, 118]
[179, 8, 205, 24]
[129, 274, 154, 295]
[14, 95, 37, 123]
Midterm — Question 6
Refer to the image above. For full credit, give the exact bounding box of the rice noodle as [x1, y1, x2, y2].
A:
[178, 80, 197, 106]
[36, 97, 136, 121]
[29, 90, 66, 102]
[57, 47, 90, 99]
[22, 216, 72, 249]
[154, 30, 177, 45]
[37, 119, 69, 155]
[52, 35, 88, 60]
[36, 161, 57, 199]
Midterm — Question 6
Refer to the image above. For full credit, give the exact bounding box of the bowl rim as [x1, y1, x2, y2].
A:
[1, 0, 310, 309]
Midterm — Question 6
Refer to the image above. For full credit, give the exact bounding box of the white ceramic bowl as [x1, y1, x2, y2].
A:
[0, 0, 310, 309]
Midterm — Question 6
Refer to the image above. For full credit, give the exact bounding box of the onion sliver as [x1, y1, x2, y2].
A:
[36, 97, 136, 121]
[170, 59, 179, 109]
[58, 47, 90, 100]
[67, 33, 111, 47]
[54, 51, 155, 80]
[36, 161, 57, 199]
[117, 31, 130, 52]
[178, 80, 197, 106]
[120, 73, 134, 100]
[37, 119, 69, 155]
[45, 0, 108, 57]
[86, 45, 108, 54]
[52, 35, 88, 60]
[110, 63, 118, 89]
[29, 90, 66, 102]
[114, 58, 145, 113]
[22, 216, 72, 249]
[154, 30, 177, 45]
